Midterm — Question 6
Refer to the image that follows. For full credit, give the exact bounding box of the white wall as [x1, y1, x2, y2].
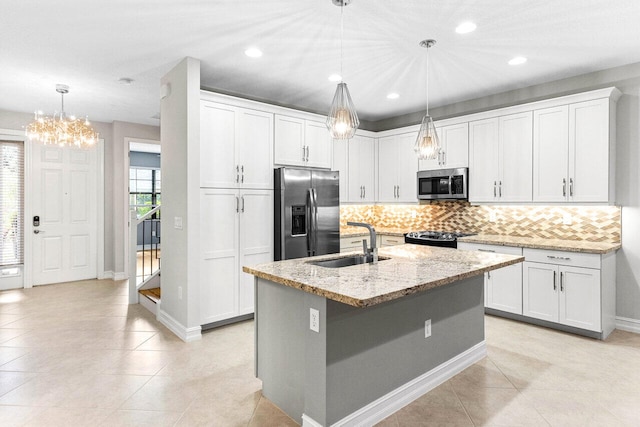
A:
[158, 57, 202, 340]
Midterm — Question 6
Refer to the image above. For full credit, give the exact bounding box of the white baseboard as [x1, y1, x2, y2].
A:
[100, 271, 114, 280]
[113, 272, 128, 281]
[616, 316, 640, 334]
[302, 415, 323, 427]
[158, 308, 202, 342]
[302, 341, 487, 427]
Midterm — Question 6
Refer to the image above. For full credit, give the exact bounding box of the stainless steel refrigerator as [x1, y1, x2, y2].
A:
[274, 167, 340, 260]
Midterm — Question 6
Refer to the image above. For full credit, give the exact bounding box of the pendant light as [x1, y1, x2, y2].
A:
[25, 84, 98, 148]
[414, 39, 440, 160]
[326, 0, 359, 140]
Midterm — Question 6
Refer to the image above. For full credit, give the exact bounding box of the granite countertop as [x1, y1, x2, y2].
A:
[340, 227, 408, 238]
[458, 234, 621, 254]
[243, 244, 523, 308]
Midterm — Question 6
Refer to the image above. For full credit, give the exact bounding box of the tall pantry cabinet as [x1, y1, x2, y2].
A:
[199, 96, 274, 326]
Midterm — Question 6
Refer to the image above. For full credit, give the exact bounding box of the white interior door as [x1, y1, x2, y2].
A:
[31, 144, 98, 285]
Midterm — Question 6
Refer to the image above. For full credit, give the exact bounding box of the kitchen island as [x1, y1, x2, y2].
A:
[243, 244, 523, 426]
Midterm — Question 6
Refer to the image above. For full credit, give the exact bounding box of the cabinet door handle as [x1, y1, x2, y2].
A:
[442, 151, 446, 165]
[306, 146, 310, 162]
[569, 178, 574, 197]
[493, 181, 497, 197]
[563, 178, 566, 197]
[393, 185, 396, 198]
[477, 248, 495, 253]
[487, 271, 491, 280]
[547, 255, 571, 261]
[360, 186, 363, 198]
[396, 185, 399, 198]
[236, 196, 239, 213]
[302, 146, 306, 161]
[553, 270, 557, 291]
[499, 181, 502, 198]
[363, 186, 366, 198]
[560, 272, 564, 292]
[236, 165, 239, 183]
[241, 165, 244, 183]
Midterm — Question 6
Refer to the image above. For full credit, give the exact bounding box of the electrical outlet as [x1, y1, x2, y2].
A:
[425, 319, 432, 338]
[563, 213, 572, 225]
[178, 286, 183, 300]
[489, 211, 497, 222]
[309, 308, 320, 333]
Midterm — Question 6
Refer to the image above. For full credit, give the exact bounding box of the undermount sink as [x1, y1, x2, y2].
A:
[309, 254, 391, 269]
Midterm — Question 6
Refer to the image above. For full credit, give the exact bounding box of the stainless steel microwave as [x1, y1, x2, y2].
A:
[417, 167, 468, 200]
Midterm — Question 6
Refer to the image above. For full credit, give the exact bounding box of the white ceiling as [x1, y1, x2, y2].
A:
[2, 0, 640, 127]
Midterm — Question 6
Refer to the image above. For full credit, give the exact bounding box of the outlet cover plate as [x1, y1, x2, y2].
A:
[310, 308, 320, 333]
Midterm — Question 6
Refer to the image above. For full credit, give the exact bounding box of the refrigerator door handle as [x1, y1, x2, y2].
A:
[313, 188, 319, 255]
[306, 188, 314, 256]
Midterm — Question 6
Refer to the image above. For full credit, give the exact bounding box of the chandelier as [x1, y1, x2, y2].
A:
[414, 39, 441, 160]
[25, 84, 98, 148]
[325, 0, 359, 140]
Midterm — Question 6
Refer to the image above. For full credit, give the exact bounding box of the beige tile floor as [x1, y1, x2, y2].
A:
[0, 279, 638, 426]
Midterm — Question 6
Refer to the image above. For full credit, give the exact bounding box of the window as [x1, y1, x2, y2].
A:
[129, 168, 161, 217]
[0, 141, 24, 266]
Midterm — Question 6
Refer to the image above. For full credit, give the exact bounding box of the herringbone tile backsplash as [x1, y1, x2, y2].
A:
[340, 202, 621, 243]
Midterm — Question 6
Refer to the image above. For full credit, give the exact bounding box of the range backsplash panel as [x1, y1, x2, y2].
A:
[340, 202, 621, 243]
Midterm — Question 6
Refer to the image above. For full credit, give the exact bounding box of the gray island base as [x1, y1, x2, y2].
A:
[244, 245, 524, 426]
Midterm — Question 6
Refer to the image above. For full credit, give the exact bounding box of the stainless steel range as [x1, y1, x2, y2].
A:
[404, 230, 475, 248]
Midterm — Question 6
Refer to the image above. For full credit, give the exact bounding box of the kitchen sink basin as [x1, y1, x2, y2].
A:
[309, 254, 390, 269]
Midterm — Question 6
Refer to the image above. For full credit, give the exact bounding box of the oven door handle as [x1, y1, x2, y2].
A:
[448, 176, 453, 195]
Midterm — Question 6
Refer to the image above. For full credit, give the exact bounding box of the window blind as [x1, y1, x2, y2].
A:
[0, 141, 24, 266]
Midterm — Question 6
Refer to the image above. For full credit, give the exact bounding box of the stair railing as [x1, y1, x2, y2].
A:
[128, 205, 161, 304]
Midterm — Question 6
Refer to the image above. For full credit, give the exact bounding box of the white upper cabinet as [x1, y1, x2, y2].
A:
[533, 106, 570, 202]
[305, 120, 333, 169]
[469, 112, 532, 203]
[274, 115, 305, 166]
[200, 101, 273, 189]
[500, 112, 533, 202]
[569, 99, 611, 202]
[469, 118, 500, 202]
[419, 122, 469, 171]
[378, 133, 418, 203]
[275, 114, 332, 169]
[348, 135, 376, 202]
[533, 97, 614, 203]
[332, 138, 349, 203]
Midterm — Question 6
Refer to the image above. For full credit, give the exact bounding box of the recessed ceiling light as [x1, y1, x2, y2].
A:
[386, 92, 400, 100]
[508, 56, 527, 66]
[328, 74, 342, 82]
[244, 47, 263, 58]
[455, 22, 477, 34]
[118, 77, 134, 85]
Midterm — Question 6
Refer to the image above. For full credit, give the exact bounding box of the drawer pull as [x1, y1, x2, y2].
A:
[478, 249, 495, 253]
[547, 255, 571, 261]
[553, 271, 557, 291]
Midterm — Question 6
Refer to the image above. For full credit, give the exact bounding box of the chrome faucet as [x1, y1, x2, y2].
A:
[347, 221, 378, 263]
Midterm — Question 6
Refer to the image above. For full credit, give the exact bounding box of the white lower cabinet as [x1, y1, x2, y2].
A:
[340, 235, 370, 253]
[523, 248, 605, 333]
[458, 242, 523, 314]
[380, 235, 404, 247]
[200, 188, 273, 325]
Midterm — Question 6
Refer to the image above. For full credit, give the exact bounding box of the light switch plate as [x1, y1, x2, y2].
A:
[174, 216, 183, 229]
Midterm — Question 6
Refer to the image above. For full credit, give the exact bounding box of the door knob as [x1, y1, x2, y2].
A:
[33, 229, 45, 234]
